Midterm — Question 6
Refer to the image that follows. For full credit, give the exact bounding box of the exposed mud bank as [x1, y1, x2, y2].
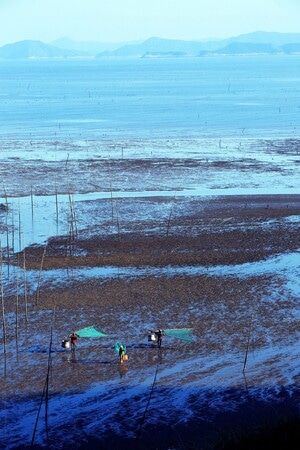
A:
[0, 139, 300, 449]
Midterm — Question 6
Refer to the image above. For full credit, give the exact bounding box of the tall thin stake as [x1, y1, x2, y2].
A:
[30, 185, 34, 221]
[15, 259, 19, 353]
[45, 306, 55, 444]
[136, 354, 160, 439]
[115, 198, 121, 239]
[55, 184, 59, 231]
[18, 198, 22, 253]
[35, 241, 47, 306]
[243, 310, 254, 373]
[166, 192, 177, 237]
[68, 192, 77, 240]
[0, 241, 7, 355]
[23, 248, 28, 322]
[31, 306, 56, 447]
[11, 199, 15, 253]
[70, 193, 77, 238]
[110, 180, 114, 222]
[4, 190, 10, 271]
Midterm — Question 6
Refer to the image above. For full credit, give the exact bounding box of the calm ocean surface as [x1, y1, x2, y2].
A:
[0, 55, 299, 140]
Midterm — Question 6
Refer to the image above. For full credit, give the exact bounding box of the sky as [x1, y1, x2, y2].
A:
[0, 0, 300, 46]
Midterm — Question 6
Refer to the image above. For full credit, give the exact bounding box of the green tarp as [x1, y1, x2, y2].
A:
[76, 326, 108, 338]
[164, 328, 193, 342]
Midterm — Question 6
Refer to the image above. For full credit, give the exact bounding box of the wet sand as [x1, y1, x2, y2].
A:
[1, 146, 300, 448]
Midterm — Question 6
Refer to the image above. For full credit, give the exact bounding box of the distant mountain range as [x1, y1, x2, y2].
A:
[0, 40, 84, 59]
[1, 32, 300, 59]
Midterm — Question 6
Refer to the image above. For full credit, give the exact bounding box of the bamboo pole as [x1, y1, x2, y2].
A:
[4, 189, 10, 271]
[35, 241, 47, 306]
[68, 192, 74, 241]
[55, 184, 59, 231]
[70, 193, 77, 238]
[31, 306, 56, 447]
[23, 248, 28, 323]
[0, 240, 7, 355]
[110, 180, 114, 223]
[166, 192, 177, 237]
[243, 310, 254, 373]
[11, 199, 15, 253]
[136, 355, 160, 439]
[108, 164, 120, 237]
[18, 198, 22, 253]
[15, 258, 19, 354]
[68, 192, 78, 239]
[45, 305, 56, 441]
[67, 192, 77, 256]
[30, 185, 34, 222]
[115, 198, 121, 240]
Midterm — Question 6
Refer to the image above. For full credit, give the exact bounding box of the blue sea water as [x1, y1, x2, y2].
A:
[0, 55, 299, 140]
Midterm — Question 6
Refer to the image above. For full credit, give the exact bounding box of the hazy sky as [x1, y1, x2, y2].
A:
[1, 0, 299, 46]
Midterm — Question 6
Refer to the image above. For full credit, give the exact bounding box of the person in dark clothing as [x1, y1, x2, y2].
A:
[155, 329, 163, 348]
[119, 345, 125, 364]
[69, 332, 78, 350]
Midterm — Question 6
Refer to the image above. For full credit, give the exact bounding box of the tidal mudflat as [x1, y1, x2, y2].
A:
[0, 137, 299, 449]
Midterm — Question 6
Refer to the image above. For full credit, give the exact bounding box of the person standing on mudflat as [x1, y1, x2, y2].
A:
[155, 329, 163, 348]
[69, 332, 78, 350]
[119, 345, 125, 364]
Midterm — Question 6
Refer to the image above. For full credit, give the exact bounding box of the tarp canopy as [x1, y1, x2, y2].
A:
[76, 326, 108, 338]
[163, 328, 193, 342]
